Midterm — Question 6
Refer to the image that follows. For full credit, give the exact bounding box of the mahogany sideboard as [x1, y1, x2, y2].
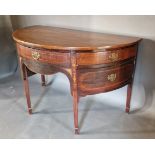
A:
[12, 26, 141, 134]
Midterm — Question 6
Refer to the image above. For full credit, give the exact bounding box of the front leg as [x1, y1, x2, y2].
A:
[19, 57, 32, 114]
[71, 51, 79, 134]
[73, 88, 79, 134]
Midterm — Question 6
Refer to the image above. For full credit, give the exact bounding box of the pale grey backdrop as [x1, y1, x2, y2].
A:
[0, 15, 17, 79]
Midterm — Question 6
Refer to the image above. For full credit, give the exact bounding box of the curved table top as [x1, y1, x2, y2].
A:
[13, 25, 141, 51]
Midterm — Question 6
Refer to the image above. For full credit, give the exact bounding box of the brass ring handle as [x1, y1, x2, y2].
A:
[107, 73, 117, 82]
[32, 51, 40, 60]
[109, 53, 118, 62]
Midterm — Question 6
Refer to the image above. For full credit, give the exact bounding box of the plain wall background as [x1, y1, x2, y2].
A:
[0, 15, 17, 79]
[10, 15, 155, 113]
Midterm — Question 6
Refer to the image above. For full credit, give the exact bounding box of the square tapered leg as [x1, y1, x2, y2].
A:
[19, 57, 32, 114]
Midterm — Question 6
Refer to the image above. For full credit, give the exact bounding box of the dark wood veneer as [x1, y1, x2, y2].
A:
[17, 44, 71, 67]
[76, 45, 137, 65]
[78, 61, 134, 95]
[12, 25, 141, 134]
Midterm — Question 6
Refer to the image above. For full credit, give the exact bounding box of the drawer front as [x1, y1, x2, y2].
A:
[76, 45, 137, 66]
[78, 62, 134, 95]
[17, 44, 71, 67]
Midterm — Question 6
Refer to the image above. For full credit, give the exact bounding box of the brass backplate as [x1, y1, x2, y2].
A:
[109, 53, 118, 61]
[32, 51, 40, 60]
[107, 73, 117, 82]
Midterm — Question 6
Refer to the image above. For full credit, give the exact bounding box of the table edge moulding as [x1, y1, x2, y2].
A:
[12, 25, 142, 134]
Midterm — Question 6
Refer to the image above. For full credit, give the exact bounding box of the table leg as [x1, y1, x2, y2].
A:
[71, 51, 79, 134]
[73, 89, 79, 134]
[19, 58, 32, 114]
[41, 74, 46, 86]
[126, 83, 132, 113]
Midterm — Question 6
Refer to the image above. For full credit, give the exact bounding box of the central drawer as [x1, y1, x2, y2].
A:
[78, 61, 134, 95]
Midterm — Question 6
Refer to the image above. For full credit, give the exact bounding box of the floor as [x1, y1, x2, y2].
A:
[0, 71, 155, 139]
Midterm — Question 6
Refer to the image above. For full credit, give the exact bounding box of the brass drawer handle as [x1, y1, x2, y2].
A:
[107, 73, 117, 82]
[32, 51, 40, 60]
[109, 53, 118, 61]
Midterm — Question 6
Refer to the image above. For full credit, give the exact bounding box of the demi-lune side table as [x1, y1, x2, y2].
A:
[12, 26, 141, 134]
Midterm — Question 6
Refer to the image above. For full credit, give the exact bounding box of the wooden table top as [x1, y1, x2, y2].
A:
[13, 25, 141, 51]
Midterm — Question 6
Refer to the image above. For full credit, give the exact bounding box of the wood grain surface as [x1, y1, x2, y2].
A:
[13, 25, 141, 50]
